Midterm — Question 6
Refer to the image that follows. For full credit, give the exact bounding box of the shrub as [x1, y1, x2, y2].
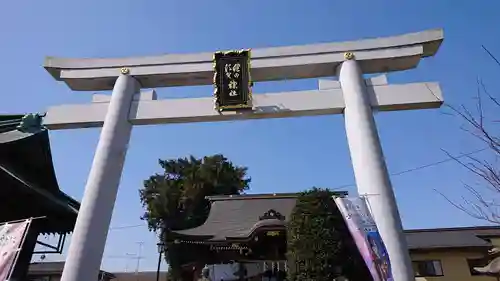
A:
[286, 188, 371, 281]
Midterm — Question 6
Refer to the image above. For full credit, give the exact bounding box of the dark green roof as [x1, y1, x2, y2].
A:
[0, 114, 79, 234]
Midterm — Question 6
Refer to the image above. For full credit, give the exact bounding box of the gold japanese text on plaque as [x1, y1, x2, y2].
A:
[212, 49, 252, 111]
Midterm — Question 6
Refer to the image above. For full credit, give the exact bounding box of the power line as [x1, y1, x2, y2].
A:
[390, 148, 487, 176]
[105, 148, 489, 230]
[109, 224, 144, 230]
[333, 147, 488, 190]
[104, 255, 146, 260]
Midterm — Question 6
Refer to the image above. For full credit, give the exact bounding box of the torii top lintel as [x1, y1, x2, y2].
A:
[44, 29, 443, 91]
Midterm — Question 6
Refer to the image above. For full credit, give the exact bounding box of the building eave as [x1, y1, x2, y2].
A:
[0, 114, 80, 234]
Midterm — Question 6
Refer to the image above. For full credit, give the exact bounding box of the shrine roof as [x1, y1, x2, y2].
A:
[172, 192, 347, 241]
[0, 114, 79, 234]
[172, 191, 500, 251]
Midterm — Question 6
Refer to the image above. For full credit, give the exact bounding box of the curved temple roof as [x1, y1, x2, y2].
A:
[0, 114, 79, 234]
[44, 29, 443, 91]
[172, 193, 345, 241]
[172, 193, 500, 251]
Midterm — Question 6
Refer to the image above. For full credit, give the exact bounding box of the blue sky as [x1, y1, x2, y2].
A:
[2, 0, 500, 273]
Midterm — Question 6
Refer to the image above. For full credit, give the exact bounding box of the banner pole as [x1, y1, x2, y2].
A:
[0, 216, 46, 227]
[359, 193, 379, 220]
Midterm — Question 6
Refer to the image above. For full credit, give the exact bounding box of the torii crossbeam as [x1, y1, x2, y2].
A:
[43, 29, 444, 281]
[44, 75, 441, 129]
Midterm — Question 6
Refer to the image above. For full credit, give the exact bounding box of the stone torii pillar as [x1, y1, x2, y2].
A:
[43, 29, 444, 281]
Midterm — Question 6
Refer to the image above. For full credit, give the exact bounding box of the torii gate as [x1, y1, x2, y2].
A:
[43, 29, 444, 281]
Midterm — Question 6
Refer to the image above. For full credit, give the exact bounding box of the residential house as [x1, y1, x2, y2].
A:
[27, 262, 115, 281]
[407, 226, 500, 281]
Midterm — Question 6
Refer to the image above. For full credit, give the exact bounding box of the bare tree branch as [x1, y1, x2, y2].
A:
[483, 45, 500, 68]
[439, 45, 500, 224]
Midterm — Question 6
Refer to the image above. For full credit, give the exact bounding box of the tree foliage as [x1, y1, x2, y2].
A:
[286, 188, 370, 281]
[139, 154, 250, 278]
[440, 46, 500, 224]
[140, 154, 250, 231]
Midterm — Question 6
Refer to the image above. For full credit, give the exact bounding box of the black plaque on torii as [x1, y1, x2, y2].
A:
[213, 49, 252, 111]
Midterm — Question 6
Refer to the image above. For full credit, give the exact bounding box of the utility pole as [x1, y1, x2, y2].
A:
[124, 253, 136, 273]
[135, 242, 144, 281]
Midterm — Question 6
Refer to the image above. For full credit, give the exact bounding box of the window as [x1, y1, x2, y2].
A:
[467, 258, 489, 276]
[412, 260, 444, 277]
